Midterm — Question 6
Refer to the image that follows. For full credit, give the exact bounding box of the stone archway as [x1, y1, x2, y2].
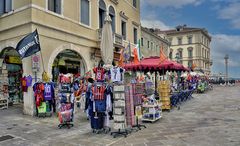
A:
[47, 44, 89, 79]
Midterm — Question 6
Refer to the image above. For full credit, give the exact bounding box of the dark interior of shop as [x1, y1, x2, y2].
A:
[52, 49, 82, 82]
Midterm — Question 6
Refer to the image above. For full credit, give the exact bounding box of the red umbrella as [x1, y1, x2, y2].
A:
[123, 56, 188, 72]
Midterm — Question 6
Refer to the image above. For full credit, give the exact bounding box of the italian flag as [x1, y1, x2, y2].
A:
[133, 39, 141, 63]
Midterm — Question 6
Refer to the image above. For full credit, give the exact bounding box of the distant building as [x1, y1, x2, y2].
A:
[157, 25, 212, 74]
[141, 27, 169, 58]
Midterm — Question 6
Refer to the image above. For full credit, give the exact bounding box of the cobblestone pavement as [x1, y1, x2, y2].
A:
[0, 85, 240, 146]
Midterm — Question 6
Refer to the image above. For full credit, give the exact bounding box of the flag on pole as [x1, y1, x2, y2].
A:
[133, 41, 140, 62]
[128, 41, 131, 61]
[16, 29, 41, 59]
[192, 63, 197, 70]
[118, 48, 124, 67]
[123, 44, 130, 63]
[159, 44, 167, 63]
[133, 47, 140, 64]
[138, 39, 142, 60]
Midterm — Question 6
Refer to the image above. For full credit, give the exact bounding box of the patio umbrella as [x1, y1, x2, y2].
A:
[100, 15, 114, 65]
[123, 56, 188, 72]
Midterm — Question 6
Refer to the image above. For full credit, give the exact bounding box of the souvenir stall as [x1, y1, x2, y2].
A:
[0, 62, 9, 109]
[84, 60, 147, 137]
[33, 80, 55, 117]
[123, 56, 189, 113]
[158, 80, 171, 110]
[57, 73, 74, 128]
[86, 62, 113, 134]
[142, 94, 162, 122]
[111, 85, 128, 138]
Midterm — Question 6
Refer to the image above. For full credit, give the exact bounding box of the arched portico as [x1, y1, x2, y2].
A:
[47, 44, 90, 79]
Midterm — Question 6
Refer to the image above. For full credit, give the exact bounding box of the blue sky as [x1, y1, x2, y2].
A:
[140, 0, 240, 78]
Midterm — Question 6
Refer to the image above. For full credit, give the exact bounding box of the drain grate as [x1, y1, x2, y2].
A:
[0, 135, 14, 142]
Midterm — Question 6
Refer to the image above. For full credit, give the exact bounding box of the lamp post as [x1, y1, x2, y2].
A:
[224, 54, 229, 85]
[175, 53, 181, 89]
[175, 52, 180, 63]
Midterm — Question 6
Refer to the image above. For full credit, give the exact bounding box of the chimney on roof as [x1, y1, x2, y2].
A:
[176, 25, 182, 31]
[150, 28, 154, 32]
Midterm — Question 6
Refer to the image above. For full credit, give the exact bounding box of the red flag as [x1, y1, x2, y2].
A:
[133, 47, 140, 64]
[118, 48, 124, 67]
[192, 63, 197, 70]
[159, 44, 167, 63]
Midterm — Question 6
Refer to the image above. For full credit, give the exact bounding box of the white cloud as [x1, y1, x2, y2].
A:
[141, 19, 171, 30]
[140, 8, 172, 30]
[211, 34, 240, 77]
[217, 2, 240, 29]
[211, 34, 240, 52]
[142, 0, 204, 8]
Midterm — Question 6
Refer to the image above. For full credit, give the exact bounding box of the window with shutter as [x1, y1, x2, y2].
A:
[81, 0, 90, 25]
[99, 0, 106, 28]
[0, 0, 12, 15]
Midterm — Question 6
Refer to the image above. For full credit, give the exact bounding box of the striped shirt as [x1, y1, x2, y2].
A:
[92, 85, 106, 100]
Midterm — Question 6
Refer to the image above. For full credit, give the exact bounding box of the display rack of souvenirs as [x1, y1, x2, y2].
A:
[5, 63, 23, 105]
[89, 82, 110, 134]
[88, 62, 113, 134]
[57, 73, 74, 129]
[142, 94, 162, 122]
[158, 80, 171, 110]
[111, 85, 128, 138]
[145, 76, 154, 96]
[131, 83, 146, 130]
[0, 63, 9, 109]
[33, 80, 55, 117]
[8, 72, 24, 104]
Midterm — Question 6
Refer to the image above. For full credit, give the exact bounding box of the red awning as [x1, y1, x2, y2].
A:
[123, 56, 189, 72]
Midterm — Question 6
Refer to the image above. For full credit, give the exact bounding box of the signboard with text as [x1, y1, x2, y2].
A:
[32, 54, 40, 72]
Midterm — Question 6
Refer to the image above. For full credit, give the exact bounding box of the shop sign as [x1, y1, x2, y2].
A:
[7, 56, 22, 64]
[32, 54, 40, 72]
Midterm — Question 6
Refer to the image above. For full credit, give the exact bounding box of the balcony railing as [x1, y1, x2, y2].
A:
[97, 29, 123, 47]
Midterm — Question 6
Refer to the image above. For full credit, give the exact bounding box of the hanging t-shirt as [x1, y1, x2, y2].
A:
[20, 77, 28, 92]
[110, 67, 124, 82]
[26, 75, 33, 87]
[44, 83, 54, 101]
[33, 83, 45, 107]
[93, 67, 106, 82]
[92, 84, 106, 100]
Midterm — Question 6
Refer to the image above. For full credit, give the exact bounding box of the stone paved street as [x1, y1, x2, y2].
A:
[0, 85, 240, 146]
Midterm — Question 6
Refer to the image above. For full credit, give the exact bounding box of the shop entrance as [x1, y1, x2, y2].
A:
[0, 47, 23, 106]
[52, 49, 85, 82]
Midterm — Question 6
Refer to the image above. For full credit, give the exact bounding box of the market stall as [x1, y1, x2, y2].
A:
[123, 56, 189, 111]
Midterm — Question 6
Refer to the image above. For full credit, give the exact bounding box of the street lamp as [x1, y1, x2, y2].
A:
[224, 54, 229, 85]
[175, 52, 180, 63]
[175, 52, 181, 89]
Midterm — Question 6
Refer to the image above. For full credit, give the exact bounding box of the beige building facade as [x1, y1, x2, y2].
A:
[157, 25, 212, 74]
[0, 0, 140, 115]
[141, 27, 169, 58]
